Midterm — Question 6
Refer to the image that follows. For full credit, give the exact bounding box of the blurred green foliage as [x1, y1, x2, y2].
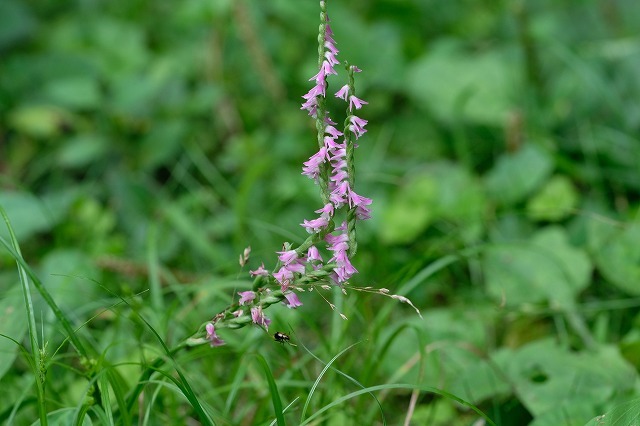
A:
[1, 0, 640, 424]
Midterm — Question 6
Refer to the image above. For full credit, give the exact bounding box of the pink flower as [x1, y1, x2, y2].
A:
[307, 246, 323, 262]
[330, 168, 348, 185]
[349, 95, 368, 110]
[205, 323, 225, 347]
[348, 189, 372, 209]
[277, 249, 298, 265]
[284, 292, 303, 309]
[356, 205, 371, 220]
[325, 228, 358, 283]
[273, 266, 294, 284]
[302, 147, 329, 180]
[309, 67, 326, 84]
[301, 97, 318, 117]
[251, 307, 271, 329]
[325, 125, 343, 139]
[321, 59, 337, 76]
[302, 81, 326, 100]
[348, 115, 368, 139]
[324, 39, 338, 55]
[301, 216, 330, 233]
[335, 85, 349, 101]
[238, 291, 256, 306]
[250, 263, 269, 277]
[286, 262, 306, 274]
[330, 181, 350, 207]
[324, 135, 342, 149]
[324, 51, 339, 66]
[315, 203, 335, 217]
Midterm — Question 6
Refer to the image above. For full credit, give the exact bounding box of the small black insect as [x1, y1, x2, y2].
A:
[274, 331, 296, 346]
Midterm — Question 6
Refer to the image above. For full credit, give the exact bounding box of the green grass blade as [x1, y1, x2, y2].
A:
[250, 353, 285, 426]
[0, 206, 47, 425]
[0, 226, 91, 359]
[300, 383, 496, 426]
[299, 342, 362, 423]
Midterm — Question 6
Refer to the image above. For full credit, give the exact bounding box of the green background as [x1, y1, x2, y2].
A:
[1, 0, 640, 424]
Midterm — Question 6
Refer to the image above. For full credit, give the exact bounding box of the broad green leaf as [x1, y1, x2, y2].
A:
[448, 355, 511, 404]
[500, 339, 636, 417]
[594, 222, 640, 295]
[530, 401, 597, 426]
[57, 134, 108, 168]
[583, 398, 640, 426]
[0, 190, 79, 243]
[484, 227, 591, 307]
[429, 162, 486, 225]
[0, 0, 35, 49]
[139, 119, 187, 170]
[39, 250, 100, 318]
[0, 192, 53, 242]
[527, 175, 578, 221]
[406, 40, 514, 125]
[379, 174, 436, 244]
[379, 163, 485, 244]
[485, 144, 553, 206]
[8, 105, 71, 138]
[0, 285, 28, 381]
[383, 308, 489, 383]
[42, 76, 101, 110]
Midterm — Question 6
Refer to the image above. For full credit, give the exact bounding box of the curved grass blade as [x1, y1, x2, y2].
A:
[300, 383, 496, 426]
[299, 342, 380, 423]
[0, 206, 48, 425]
[250, 353, 286, 426]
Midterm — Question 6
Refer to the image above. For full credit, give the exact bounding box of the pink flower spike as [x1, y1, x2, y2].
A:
[335, 85, 349, 101]
[250, 263, 269, 277]
[238, 291, 256, 306]
[349, 95, 368, 110]
[284, 292, 303, 309]
[205, 323, 225, 347]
